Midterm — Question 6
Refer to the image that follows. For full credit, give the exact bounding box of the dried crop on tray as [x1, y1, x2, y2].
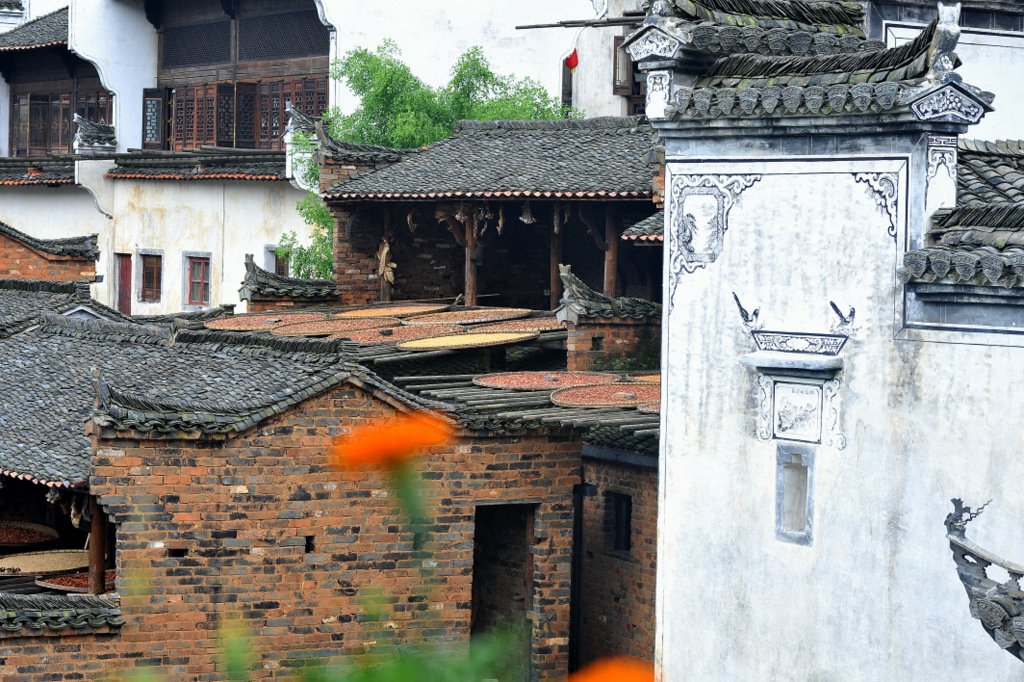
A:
[271, 317, 399, 337]
[551, 383, 662, 408]
[626, 373, 661, 383]
[401, 308, 533, 326]
[638, 401, 660, 414]
[332, 303, 449, 319]
[472, 371, 617, 391]
[0, 549, 89, 575]
[339, 324, 465, 346]
[396, 331, 538, 352]
[0, 522, 57, 546]
[474, 318, 566, 333]
[36, 569, 116, 593]
[205, 312, 326, 332]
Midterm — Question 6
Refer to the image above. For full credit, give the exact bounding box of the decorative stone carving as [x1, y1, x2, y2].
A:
[751, 331, 847, 356]
[910, 84, 986, 124]
[627, 29, 683, 62]
[756, 375, 774, 441]
[927, 134, 958, 183]
[821, 380, 847, 449]
[854, 172, 899, 242]
[753, 375, 845, 448]
[667, 174, 762, 292]
[645, 70, 672, 120]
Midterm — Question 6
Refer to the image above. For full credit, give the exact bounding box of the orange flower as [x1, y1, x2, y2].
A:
[330, 412, 454, 469]
[569, 657, 655, 682]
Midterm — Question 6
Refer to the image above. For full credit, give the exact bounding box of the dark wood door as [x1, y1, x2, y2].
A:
[115, 253, 131, 315]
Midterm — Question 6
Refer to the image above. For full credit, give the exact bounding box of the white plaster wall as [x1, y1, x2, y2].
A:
[658, 156, 1024, 680]
[887, 24, 1024, 142]
[318, 0, 612, 116]
[105, 179, 311, 315]
[27, 0, 68, 19]
[0, 185, 113, 302]
[0, 75, 9, 156]
[69, 0, 157, 150]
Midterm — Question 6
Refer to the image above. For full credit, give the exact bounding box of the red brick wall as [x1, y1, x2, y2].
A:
[579, 458, 657, 665]
[0, 234, 96, 282]
[0, 386, 581, 680]
[248, 298, 338, 313]
[566, 318, 660, 371]
[332, 207, 382, 306]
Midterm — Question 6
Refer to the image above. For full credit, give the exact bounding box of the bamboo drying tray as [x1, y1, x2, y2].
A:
[271, 317, 399, 337]
[205, 312, 326, 332]
[401, 308, 533, 326]
[338, 324, 465, 346]
[626, 373, 661, 383]
[396, 331, 538, 352]
[36, 569, 116, 593]
[0, 521, 58, 547]
[638, 402, 660, 414]
[474, 317, 566, 334]
[332, 303, 449, 319]
[472, 371, 617, 391]
[551, 383, 662, 408]
[0, 549, 89, 575]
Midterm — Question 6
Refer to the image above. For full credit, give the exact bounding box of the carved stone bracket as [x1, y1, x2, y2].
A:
[927, 134, 958, 184]
[854, 172, 899, 242]
[645, 70, 672, 120]
[627, 28, 684, 62]
[668, 174, 761, 303]
[752, 374, 845, 449]
[910, 84, 987, 124]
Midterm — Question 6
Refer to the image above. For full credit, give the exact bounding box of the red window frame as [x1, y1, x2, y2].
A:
[187, 257, 210, 306]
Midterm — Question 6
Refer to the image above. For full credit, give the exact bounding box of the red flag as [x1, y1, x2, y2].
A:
[564, 49, 579, 72]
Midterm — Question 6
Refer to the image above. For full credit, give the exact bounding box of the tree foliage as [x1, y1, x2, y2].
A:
[278, 43, 575, 279]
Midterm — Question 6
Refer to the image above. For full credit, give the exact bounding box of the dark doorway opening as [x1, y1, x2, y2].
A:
[471, 503, 535, 680]
[115, 253, 132, 315]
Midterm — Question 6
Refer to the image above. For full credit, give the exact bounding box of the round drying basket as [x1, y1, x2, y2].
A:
[332, 303, 450, 319]
[204, 312, 326, 332]
[0, 549, 89, 576]
[472, 371, 618, 392]
[624, 373, 661, 383]
[0, 521, 59, 547]
[551, 383, 662, 409]
[36, 569, 116, 594]
[396, 331, 539, 352]
[401, 308, 533, 326]
[271, 317, 399, 337]
[339, 324, 466, 346]
[638, 401, 660, 415]
[473, 317, 566, 334]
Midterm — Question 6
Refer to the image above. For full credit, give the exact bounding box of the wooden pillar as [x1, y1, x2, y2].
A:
[88, 496, 106, 595]
[381, 209, 393, 303]
[550, 203, 564, 310]
[603, 205, 619, 297]
[464, 209, 478, 306]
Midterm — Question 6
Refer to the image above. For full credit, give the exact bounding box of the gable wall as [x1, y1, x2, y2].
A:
[0, 230, 95, 281]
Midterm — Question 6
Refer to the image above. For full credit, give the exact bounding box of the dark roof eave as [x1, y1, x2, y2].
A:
[323, 190, 655, 203]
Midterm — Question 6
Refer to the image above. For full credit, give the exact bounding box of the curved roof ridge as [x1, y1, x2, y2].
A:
[0, 221, 99, 259]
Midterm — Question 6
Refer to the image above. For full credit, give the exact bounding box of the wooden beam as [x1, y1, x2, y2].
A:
[550, 204, 564, 310]
[603, 206, 619, 297]
[578, 205, 607, 252]
[465, 210, 478, 306]
[88, 496, 106, 595]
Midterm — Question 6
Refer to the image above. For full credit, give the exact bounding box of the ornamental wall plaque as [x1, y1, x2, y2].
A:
[854, 172, 899, 242]
[627, 28, 684, 62]
[756, 375, 845, 448]
[910, 84, 986, 124]
[667, 174, 761, 300]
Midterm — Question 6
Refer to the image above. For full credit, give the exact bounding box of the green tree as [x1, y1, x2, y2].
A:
[278, 43, 576, 279]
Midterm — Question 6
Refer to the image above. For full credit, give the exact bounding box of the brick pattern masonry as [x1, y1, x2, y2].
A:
[0, 233, 96, 283]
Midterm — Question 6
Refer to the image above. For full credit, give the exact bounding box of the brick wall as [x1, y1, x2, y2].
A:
[0, 233, 97, 282]
[332, 208, 382, 305]
[566, 317, 660, 372]
[0, 386, 582, 680]
[579, 458, 657, 665]
[248, 298, 339, 313]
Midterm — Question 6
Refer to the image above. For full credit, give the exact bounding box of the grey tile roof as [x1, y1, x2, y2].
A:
[662, 0, 865, 34]
[958, 139, 1024, 204]
[0, 594, 123, 634]
[0, 1, 24, 11]
[0, 279, 127, 338]
[559, 265, 661, 320]
[106, 148, 286, 182]
[622, 210, 664, 242]
[0, 221, 99, 259]
[324, 117, 657, 200]
[899, 204, 1024, 288]
[0, 6, 66, 51]
[0, 157, 75, 186]
[239, 254, 339, 301]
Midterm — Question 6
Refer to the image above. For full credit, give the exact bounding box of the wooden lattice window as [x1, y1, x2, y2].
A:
[141, 255, 162, 303]
[187, 257, 210, 306]
[604, 491, 632, 555]
[10, 90, 108, 156]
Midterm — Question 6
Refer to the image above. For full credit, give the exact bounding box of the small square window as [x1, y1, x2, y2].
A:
[187, 256, 210, 306]
[604, 491, 632, 555]
[141, 254, 162, 302]
[274, 252, 290, 277]
[612, 36, 634, 96]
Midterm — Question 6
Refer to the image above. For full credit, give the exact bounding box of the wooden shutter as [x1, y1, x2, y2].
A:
[141, 255, 162, 302]
[216, 83, 235, 147]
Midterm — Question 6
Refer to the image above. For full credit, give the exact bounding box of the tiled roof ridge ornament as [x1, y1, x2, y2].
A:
[238, 253, 339, 302]
[734, 296, 851, 355]
[73, 113, 116, 156]
[284, 100, 317, 137]
[945, 499, 1024, 664]
[556, 264, 661, 323]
